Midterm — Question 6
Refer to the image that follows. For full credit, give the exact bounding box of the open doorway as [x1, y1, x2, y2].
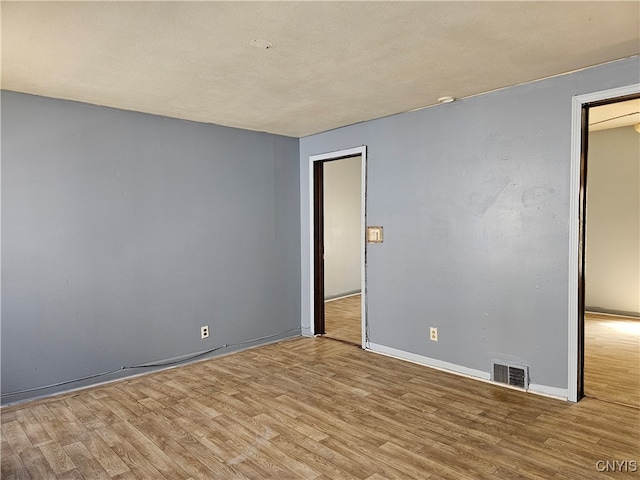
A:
[323, 156, 363, 345]
[310, 146, 367, 348]
[569, 85, 640, 404]
[583, 98, 640, 408]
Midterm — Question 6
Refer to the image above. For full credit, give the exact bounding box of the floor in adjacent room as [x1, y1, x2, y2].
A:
[584, 312, 640, 409]
[324, 294, 361, 346]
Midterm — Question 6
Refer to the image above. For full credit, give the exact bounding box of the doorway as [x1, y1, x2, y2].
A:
[323, 156, 362, 345]
[568, 84, 640, 403]
[310, 146, 367, 348]
[583, 98, 640, 408]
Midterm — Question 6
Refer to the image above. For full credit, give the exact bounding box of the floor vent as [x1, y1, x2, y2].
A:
[491, 361, 529, 390]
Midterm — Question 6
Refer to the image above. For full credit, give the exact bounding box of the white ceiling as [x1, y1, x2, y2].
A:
[589, 99, 640, 132]
[2, 2, 639, 138]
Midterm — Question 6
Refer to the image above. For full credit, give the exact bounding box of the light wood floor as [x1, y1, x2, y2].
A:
[3, 335, 639, 479]
[322, 301, 640, 408]
[324, 294, 361, 345]
[584, 313, 640, 408]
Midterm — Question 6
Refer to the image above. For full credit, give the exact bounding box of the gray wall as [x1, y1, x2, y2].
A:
[586, 126, 640, 316]
[300, 57, 640, 393]
[1, 91, 300, 404]
[323, 156, 362, 299]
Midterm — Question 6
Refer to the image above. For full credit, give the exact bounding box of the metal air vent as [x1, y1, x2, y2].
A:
[491, 360, 529, 390]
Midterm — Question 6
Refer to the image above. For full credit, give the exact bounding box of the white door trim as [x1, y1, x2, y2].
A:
[568, 83, 640, 402]
[309, 146, 368, 348]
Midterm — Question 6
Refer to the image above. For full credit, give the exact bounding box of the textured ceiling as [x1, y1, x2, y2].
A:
[2, 2, 639, 137]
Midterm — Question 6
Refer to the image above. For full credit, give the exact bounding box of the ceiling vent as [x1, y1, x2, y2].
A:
[491, 360, 529, 390]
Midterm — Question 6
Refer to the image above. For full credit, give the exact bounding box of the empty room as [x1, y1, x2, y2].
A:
[2, 2, 639, 479]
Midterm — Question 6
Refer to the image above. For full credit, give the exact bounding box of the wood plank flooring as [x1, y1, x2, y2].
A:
[324, 294, 361, 345]
[584, 313, 640, 408]
[3, 335, 639, 479]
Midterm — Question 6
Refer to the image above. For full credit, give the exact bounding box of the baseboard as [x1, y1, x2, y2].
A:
[324, 290, 361, 302]
[585, 307, 640, 319]
[367, 342, 567, 401]
[1, 330, 301, 407]
[368, 343, 490, 381]
[528, 383, 568, 400]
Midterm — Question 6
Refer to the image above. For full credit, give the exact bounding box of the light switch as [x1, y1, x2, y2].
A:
[367, 226, 384, 243]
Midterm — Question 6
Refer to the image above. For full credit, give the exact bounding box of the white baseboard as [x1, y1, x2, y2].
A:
[2, 332, 301, 407]
[325, 291, 361, 302]
[367, 342, 567, 401]
[585, 309, 640, 320]
[528, 384, 568, 400]
[368, 343, 490, 381]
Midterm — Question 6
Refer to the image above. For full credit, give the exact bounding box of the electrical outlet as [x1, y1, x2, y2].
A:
[430, 327, 438, 342]
[201, 325, 209, 339]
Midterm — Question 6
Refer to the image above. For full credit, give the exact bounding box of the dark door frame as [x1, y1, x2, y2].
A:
[313, 159, 326, 334]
